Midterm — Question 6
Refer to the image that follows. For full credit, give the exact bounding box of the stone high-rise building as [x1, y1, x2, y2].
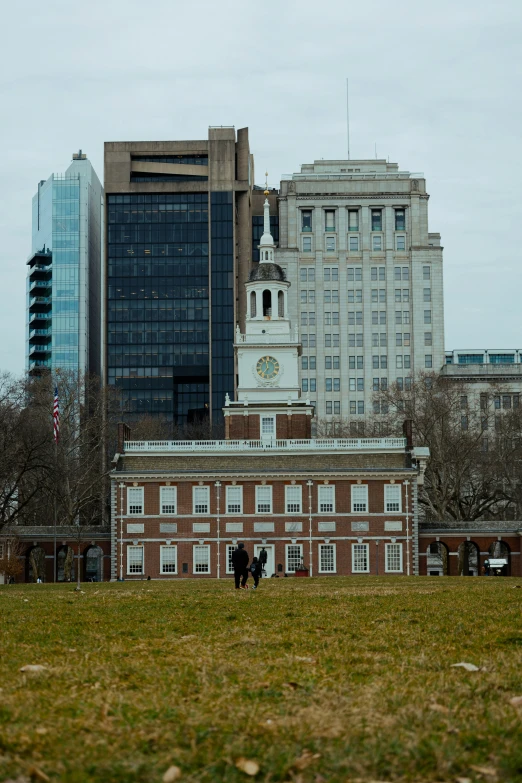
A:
[272, 159, 444, 429]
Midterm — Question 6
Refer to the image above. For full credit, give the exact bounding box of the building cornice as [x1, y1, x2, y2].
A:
[112, 469, 417, 481]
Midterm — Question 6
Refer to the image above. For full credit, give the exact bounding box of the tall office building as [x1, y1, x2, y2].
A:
[27, 152, 103, 377]
[104, 128, 253, 425]
[274, 159, 444, 428]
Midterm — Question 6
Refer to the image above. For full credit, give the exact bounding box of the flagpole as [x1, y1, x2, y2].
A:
[53, 386, 59, 584]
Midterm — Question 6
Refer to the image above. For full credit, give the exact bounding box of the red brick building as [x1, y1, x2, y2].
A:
[110, 427, 429, 580]
[0, 527, 111, 584]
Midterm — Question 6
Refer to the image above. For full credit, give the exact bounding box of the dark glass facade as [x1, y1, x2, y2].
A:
[210, 192, 235, 420]
[252, 215, 279, 262]
[107, 193, 210, 422]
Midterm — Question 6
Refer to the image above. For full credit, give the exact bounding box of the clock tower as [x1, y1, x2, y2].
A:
[224, 185, 314, 441]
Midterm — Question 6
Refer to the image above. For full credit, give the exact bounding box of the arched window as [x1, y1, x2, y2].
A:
[84, 545, 103, 582]
[488, 540, 511, 575]
[263, 290, 272, 319]
[458, 541, 479, 576]
[427, 542, 449, 576]
[27, 546, 46, 583]
[278, 291, 284, 317]
[250, 291, 257, 318]
[57, 546, 75, 582]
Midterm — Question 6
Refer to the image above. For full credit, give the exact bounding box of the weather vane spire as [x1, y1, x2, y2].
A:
[264, 171, 269, 196]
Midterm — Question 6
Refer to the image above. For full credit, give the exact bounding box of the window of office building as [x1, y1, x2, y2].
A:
[324, 267, 338, 282]
[325, 210, 335, 231]
[395, 209, 406, 230]
[371, 210, 382, 231]
[348, 210, 359, 230]
[107, 192, 210, 424]
[301, 210, 312, 231]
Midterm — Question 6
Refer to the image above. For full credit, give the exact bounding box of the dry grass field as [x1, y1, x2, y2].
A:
[1, 577, 521, 783]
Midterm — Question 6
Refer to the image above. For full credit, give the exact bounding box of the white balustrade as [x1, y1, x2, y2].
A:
[124, 438, 406, 453]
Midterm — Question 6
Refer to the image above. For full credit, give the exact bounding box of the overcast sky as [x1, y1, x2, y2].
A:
[1, 0, 521, 375]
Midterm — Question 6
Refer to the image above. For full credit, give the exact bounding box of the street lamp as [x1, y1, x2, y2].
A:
[118, 482, 125, 581]
[215, 482, 221, 580]
[404, 480, 410, 576]
[307, 480, 313, 577]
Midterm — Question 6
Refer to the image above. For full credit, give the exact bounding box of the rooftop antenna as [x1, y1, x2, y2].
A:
[375, 142, 378, 159]
[346, 78, 350, 160]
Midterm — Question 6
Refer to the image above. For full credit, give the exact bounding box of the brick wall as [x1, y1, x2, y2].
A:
[116, 475, 416, 579]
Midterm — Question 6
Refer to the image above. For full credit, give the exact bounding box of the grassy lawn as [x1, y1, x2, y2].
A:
[1, 577, 521, 783]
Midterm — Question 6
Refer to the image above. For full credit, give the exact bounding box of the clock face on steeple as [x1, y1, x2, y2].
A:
[256, 355, 280, 380]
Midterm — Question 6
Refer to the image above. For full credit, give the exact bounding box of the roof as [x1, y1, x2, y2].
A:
[248, 263, 286, 282]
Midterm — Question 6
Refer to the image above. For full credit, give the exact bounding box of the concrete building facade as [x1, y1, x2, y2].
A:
[442, 350, 522, 415]
[104, 128, 254, 425]
[273, 159, 444, 429]
[27, 152, 103, 377]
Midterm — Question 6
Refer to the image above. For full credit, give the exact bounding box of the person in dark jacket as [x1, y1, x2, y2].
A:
[259, 547, 268, 576]
[250, 556, 262, 589]
[232, 542, 250, 589]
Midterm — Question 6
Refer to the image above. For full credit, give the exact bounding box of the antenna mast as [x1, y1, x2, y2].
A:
[346, 78, 350, 160]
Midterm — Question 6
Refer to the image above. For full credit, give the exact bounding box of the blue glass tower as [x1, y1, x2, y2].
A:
[27, 153, 103, 377]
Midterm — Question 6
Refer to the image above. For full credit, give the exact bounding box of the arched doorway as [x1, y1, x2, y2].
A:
[427, 542, 449, 576]
[487, 541, 511, 576]
[84, 545, 103, 582]
[57, 546, 75, 582]
[458, 541, 480, 576]
[26, 546, 46, 583]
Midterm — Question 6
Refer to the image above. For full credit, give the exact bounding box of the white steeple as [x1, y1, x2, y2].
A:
[258, 173, 275, 264]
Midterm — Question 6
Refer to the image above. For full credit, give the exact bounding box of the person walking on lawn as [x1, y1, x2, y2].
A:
[249, 556, 262, 590]
[232, 542, 250, 589]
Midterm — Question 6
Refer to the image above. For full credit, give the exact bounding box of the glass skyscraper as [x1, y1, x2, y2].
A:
[27, 153, 103, 377]
[104, 128, 254, 425]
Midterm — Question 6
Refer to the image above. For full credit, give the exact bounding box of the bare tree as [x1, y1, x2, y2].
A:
[0, 373, 52, 533]
[370, 372, 521, 522]
[0, 533, 24, 584]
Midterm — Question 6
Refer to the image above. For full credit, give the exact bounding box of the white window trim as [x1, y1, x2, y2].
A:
[384, 484, 402, 513]
[319, 543, 337, 573]
[193, 544, 211, 574]
[385, 543, 403, 573]
[226, 485, 243, 515]
[260, 415, 276, 440]
[285, 543, 304, 573]
[226, 544, 235, 575]
[255, 485, 273, 514]
[352, 543, 370, 573]
[285, 485, 303, 514]
[160, 486, 177, 515]
[192, 485, 210, 515]
[160, 545, 177, 574]
[318, 484, 335, 514]
[351, 484, 368, 513]
[384, 484, 402, 514]
[127, 486, 144, 516]
[127, 544, 144, 576]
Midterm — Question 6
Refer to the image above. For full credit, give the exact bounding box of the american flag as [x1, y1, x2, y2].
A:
[53, 386, 60, 444]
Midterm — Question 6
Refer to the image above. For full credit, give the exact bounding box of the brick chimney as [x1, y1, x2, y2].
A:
[117, 422, 131, 453]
